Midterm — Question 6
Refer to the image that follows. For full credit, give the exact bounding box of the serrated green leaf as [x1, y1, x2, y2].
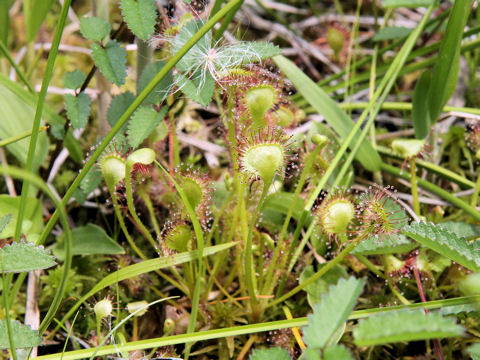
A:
[0, 242, 56, 273]
[108, 91, 136, 129]
[65, 93, 91, 129]
[274, 55, 381, 172]
[382, 0, 433, 8]
[250, 347, 291, 360]
[439, 303, 478, 316]
[352, 234, 416, 255]
[466, 343, 480, 360]
[0, 214, 12, 233]
[353, 310, 464, 346]
[324, 345, 354, 360]
[0, 320, 42, 349]
[120, 0, 157, 41]
[300, 349, 321, 360]
[80, 16, 111, 42]
[91, 40, 127, 86]
[138, 61, 173, 104]
[439, 221, 480, 240]
[373, 27, 412, 41]
[412, 70, 431, 139]
[127, 106, 168, 148]
[63, 70, 86, 90]
[176, 72, 215, 107]
[402, 221, 480, 271]
[303, 277, 364, 349]
[300, 264, 348, 308]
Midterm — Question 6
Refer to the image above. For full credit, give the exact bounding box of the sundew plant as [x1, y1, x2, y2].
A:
[0, 0, 480, 360]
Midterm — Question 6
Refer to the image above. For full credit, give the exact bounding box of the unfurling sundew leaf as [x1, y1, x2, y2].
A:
[353, 310, 464, 346]
[91, 40, 127, 86]
[0, 242, 56, 273]
[120, 0, 157, 41]
[303, 277, 364, 349]
[0, 320, 42, 349]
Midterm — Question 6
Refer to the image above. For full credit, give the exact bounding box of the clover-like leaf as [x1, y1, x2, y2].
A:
[65, 92, 91, 129]
[91, 40, 127, 86]
[303, 276, 364, 349]
[127, 106, 168, 148]
[120, 0, 157, 41]
[63, 70, 86, 90]
[403, 221, 480, 271]
[80, 16, 111, 42]
[0, 320, 42, 349]
[0, 242, 56, 273]
[353, 310, 464, 346]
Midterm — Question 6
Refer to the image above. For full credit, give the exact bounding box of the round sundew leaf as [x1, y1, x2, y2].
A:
[101, 157, 126, 190]
[245, 86, 276, 128]
[181, 177, 204, 210]
[322, 200, 355, 235]
[165, 224, 193, 252]
[242, 144, 283, 183]
[391, 138, 425, 158]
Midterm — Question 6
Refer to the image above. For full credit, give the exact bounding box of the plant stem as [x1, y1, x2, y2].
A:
[245, 180, 271, 320]
[410, 158, 421, 215]
[413, 262, 444, 360]
[267, 232, 368, 309]
[470, 172, 480, 206]
[2, 269, 18, 360]
[264, 144, 324, 295]
[124, 166, 158, 249]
